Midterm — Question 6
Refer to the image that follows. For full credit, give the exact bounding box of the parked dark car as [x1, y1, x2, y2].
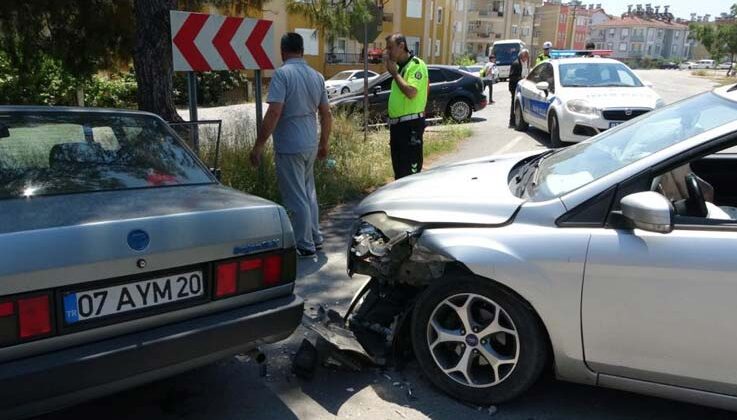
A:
[0, 107, 303, 419]
[659, 61, 679, 69]
[330, 65, 487, 123]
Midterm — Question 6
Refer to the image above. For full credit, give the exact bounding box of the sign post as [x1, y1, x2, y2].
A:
[170, 11, 277, 149]
[350, 4, 383, 141]
[186, 72, 199, 151]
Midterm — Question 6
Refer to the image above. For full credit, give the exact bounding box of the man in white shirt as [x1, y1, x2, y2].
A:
[482, 54, 497, 103]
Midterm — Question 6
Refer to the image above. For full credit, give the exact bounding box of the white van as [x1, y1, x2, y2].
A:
[489, 39, 526, 80]
[694, 59, 716, 69]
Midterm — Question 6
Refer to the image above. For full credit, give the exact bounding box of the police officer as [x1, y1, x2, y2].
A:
[383, 33, 429, 179]
[537, 41, 552, 64]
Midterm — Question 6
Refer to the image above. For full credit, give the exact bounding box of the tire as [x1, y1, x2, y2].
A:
[411, 275, 548, 405]
[341, 86, 350, 94]
[548, 112, 563, 148]
[514, 100, 528, 131]
[446, 98, 473, 123]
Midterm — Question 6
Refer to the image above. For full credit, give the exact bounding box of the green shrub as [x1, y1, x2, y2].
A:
[83, 71, 138, 109]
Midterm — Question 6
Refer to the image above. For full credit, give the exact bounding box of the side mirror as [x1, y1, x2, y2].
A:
[619, 191, 673, 234]
[210, 167, 222, 181]
[535, 81, 549, 96]
[373, 86, 382, 95]
[642, 80, 654, 88]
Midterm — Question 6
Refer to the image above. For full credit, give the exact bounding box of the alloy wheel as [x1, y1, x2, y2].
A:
[426, 293, 520, 388]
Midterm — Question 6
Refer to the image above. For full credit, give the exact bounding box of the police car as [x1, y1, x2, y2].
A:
[513, 56, 665, 147]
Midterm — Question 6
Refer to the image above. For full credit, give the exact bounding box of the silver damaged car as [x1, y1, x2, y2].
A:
[0, 107, 302, 418]
[343, 84, 737, 410]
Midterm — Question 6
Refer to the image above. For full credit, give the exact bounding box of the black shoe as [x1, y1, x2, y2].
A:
[297, 248, 316, 258]
[314, 242, 324, 251]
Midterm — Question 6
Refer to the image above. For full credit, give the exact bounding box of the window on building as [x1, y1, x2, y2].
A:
[619, 42, 627, 51]
[514, 3, 521, 14]
[435, 40, 441, 57]
[456, 0, 463, 12]
[560, 13, 566, 22]
[407, 0, 422, 18]
[658, 29, 663, 37]
[621, 28, 628, 39]
[437, 7, 443, 23]
[675, 31, 680, 39]
[512, 25, 518, 35]
[609, 28, 615, 37]
[607, 42, 613, 49]
[296, 28, 319, 55]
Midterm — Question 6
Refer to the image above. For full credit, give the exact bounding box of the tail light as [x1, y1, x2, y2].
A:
[0, 293, 53, 347]
[214, 249, 295, 299]
[18, 295, 51, 338]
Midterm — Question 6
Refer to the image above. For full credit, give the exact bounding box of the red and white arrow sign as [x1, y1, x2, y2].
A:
[170, 11, 277, 71]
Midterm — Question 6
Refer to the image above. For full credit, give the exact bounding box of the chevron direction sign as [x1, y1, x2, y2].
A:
[170, 11, 277, 71]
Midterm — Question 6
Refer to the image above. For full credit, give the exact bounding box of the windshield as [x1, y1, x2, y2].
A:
[329, 71, 352, 81]
[0, 112, 213, 199]
[525, 92, 737, 201]
[463, 66, 483, 73]
[559, 62, 642, 87]
[492, 44, 521, 66]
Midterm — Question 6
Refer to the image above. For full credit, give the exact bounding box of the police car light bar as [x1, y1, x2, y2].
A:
[550, 49, 613, 58]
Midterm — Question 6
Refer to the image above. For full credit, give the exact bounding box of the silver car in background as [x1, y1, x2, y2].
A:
[0, 108, 302, 418]
[344, 84, 737, 410]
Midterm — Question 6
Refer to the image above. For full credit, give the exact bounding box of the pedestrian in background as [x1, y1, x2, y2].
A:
[537, 41, 552, 64]
[482, 55, 497, 104]
[509, 49, 530, 128]
[250, 32, 333, 258]
[383, 32, 429, 179]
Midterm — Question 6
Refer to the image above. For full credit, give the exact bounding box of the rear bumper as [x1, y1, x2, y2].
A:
[0, 294, 303, 419]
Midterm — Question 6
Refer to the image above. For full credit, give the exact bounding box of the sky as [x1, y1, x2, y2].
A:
[593, 0, 732, 20]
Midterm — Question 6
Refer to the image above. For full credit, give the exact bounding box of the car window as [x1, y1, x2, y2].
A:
[540, 64, 555, 92]
[368, 71, 379, 77]
[526, 64, 545, 83]
[353, 71, 365, 79]
[441, 69, 462, 81]
[0, 112, 213, 199]
[329, 71, 352, 81]
[524, 92, 737, 201]
[429, 69, 445, 84]
[559, 62, 643, 87]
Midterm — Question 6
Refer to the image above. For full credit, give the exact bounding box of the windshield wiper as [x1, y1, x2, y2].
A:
[514, 150, 555, 194]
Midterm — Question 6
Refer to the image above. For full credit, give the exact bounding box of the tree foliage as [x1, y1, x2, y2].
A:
[286, 0, 388, 44]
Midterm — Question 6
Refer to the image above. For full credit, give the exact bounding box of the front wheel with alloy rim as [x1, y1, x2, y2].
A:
[341, 86, 350, 94]
[411, 275, 548, 405]
[446, 98, 473, 123]
[514, 100, 528, 131]
[548, 112, 563, 148]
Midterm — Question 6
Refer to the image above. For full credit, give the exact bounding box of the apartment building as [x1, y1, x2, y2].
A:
[588, 4, 690, 60]
[452, 0, 542, 61]
[265, 0, 456, 78]
[531, 1, 609, 58]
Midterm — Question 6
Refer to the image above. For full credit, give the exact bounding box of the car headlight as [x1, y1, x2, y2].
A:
[351, 213, 419, 258]
[655, 98, 666, 108]
[566, 99, 599, 116]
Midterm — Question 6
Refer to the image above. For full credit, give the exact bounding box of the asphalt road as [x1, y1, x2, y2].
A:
[45, 70, 729, 420]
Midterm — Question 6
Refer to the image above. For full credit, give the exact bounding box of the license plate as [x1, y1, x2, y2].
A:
[63, 270, 204, 324]
[609, 121, 623, 128]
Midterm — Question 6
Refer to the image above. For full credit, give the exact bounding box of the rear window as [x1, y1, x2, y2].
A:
[0, 112, 213, 199]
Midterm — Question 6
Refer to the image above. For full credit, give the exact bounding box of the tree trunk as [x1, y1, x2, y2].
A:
[133, 0, 182, 122]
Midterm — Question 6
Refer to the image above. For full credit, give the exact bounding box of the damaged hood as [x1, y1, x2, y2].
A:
[357, 151, 537, 225]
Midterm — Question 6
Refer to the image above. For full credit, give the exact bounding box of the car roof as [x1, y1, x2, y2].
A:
[550, 57, 627, 66]
[0, 105, 160, 118]
[713, 84, 737, 103]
